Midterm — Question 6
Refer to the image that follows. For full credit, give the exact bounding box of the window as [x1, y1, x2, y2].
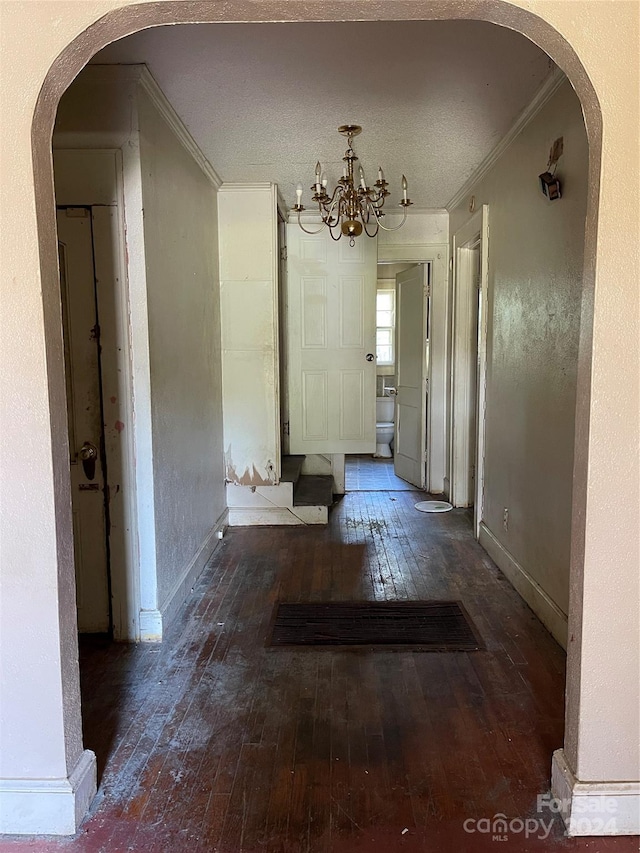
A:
[376, 289, 395, 365]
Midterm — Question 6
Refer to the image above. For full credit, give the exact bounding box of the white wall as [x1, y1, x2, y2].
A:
[137, 86, 226, 615]
[377, 210, 448, 247]
[449, 79, 588, 643]
[218, 184, 280, 485]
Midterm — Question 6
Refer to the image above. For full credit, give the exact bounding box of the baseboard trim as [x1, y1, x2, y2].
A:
[138, 607, 163, 643]
[0, 749, 96, 835]
[139, 510, 228, 642]
[551, 749, 640, 836]
[478, 522, 568, 648]
[228, 505, 328, 526]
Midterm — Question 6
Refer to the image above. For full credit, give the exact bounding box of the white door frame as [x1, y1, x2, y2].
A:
[450, 206, 489, 536]
[378, 244, 448, 494]
[54, 149, 141, 640]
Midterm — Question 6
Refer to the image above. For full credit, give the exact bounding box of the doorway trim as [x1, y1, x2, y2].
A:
[378, 244, 448, 493]
[54, 150, 141, 641]
[450, 206, 489, 537]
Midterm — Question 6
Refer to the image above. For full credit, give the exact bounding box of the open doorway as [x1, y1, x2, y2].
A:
[8, 1, 616, 840]
[345, 261, 431, 494]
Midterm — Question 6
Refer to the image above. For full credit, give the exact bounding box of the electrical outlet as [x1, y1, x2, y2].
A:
[503, 507, 509, 531]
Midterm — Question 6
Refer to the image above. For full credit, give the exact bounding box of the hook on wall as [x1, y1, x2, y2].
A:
[539, 136, 564, 200]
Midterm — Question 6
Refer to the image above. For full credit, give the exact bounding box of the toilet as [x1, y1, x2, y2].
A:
[375, 396, 395, 458]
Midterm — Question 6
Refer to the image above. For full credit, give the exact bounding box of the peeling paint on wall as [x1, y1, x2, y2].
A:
[225, 446, 276, 486]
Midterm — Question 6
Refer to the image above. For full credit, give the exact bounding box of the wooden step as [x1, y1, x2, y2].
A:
[294, 474, 334, 507]
[280, 455, 305, 485]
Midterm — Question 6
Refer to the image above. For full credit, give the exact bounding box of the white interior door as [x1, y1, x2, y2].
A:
[286, 225, 377, 454]
[57, 207, 110, 632]
[394, 265, 429, 488]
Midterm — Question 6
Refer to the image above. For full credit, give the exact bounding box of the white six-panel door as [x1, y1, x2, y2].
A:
[394, 264, 429, 488]
[286, 226, 377, 455]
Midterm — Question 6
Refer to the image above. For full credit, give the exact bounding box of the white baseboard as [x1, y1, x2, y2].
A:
[478, 522, 568, 648]
[228, 505, 328, 526]
[226, 482, 294, 507]
[139, 510, 228, 642]
[138, 607, 163, 642]
[551, 749, 640, 836]
[0, 749, 96, 835]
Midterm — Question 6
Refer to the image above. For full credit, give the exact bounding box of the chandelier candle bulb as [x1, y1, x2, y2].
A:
[293, 125, 412, 244]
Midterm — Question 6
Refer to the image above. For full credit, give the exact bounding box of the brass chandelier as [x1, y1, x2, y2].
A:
[292, 124, 412, 246]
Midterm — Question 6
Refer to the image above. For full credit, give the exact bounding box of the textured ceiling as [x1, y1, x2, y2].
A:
[95, 21, 554, 210]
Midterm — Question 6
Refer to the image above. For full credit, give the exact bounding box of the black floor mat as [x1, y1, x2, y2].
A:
[267, 601, 484, 650]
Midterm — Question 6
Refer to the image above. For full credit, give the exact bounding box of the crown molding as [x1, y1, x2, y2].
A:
[137, 66, 223, 190]
[446, 68, 567, 211]
[218, 182, 276, 192]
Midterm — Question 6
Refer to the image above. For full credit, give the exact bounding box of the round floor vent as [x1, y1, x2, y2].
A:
[414, 500, 453, 513]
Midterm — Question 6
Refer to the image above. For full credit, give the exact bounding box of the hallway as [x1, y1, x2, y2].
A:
[2, 494, 635, 853]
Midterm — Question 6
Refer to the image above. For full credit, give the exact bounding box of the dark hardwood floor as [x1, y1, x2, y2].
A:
[2, 491, 636, 852]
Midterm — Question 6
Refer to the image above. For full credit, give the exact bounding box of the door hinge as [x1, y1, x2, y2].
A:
[283, 421, 290, 436]
[280, 246, 288, 261]
[423, 450, 428, 462]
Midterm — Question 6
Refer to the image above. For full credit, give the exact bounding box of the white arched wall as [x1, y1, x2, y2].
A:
[0, 0, 637, 837]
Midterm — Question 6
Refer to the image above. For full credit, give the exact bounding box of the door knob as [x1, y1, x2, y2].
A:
[365, 353, 375, 362]
[79, 442, 97, 461]
[79, 441, 98, 480]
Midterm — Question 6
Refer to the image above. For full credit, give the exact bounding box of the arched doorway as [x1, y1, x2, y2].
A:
[4, 0, 638, 841]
